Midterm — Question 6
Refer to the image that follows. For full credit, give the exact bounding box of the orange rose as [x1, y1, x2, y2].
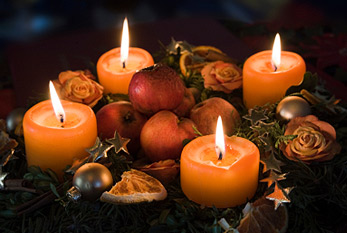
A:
[53, 70, 103, 107]
[281, 115, 341, 163]
[201, 61, 242, 94]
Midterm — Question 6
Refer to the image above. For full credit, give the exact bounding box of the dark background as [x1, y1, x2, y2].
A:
[0, 0, 346, 117]
[1, 0, 345, 48]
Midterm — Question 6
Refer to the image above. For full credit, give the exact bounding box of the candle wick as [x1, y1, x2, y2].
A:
[272, 62, 278, 72]
[59, 114, 64, 123]
[122, 61, 126, 69]
[218, 151, 223, 160]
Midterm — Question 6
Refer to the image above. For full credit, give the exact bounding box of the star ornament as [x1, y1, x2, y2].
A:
[106, 131, 130, 155]
[258, 132, 273, 152]
[64, 157, 89, 175]
[266, 183, 293, 210]
[86, 137, 114, 162]
[260, 170, 288, 187]
[260, 151, 285, 173]
[243, 108, 269, 126]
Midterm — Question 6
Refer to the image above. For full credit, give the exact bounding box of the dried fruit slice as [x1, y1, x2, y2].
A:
[100, 169, 167, 204]
[237, 197, 288, 233]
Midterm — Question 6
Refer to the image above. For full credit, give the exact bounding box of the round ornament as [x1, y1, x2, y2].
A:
[67, 163, 113, 202]
[6, 108, 26, 132]
[276, 96, 311, 121]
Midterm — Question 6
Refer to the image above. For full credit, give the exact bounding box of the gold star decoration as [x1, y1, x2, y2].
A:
[106, 131, 130, 155]
[64, 156, 89, 175]
[86, 137, 114, 162]
[166, 38, 193, 55]
[260, 151, 285, 173]
[0, 167, 9, 190]
[260, 170, 288, 187]
[243, 108, 269, 125]
[258, 132, 274, 152]
[266, 182, 293, 210]
[250, 121, 276, 133]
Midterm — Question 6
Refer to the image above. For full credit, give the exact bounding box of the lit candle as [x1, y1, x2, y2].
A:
[97, 18, 154, 94]
[180, 116, 260, 208]
[243, 33, 306, 109]
[23, 81, 97, 178]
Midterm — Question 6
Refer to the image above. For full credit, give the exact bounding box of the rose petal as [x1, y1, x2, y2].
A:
[312, 120, 337, 139]
[201, 61, 242, 94]
[56, 70, 104, 107]
[282, 115, 340, 164]
[58, 70, 80, 84]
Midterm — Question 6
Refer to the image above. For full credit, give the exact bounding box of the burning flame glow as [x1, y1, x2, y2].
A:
[120, 17, 129, 68]
[49, 81, 65, 124]
[272, 33, 281, 71]
[215, 116, 225, 159]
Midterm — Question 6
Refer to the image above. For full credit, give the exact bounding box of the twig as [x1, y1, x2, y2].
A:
[15, 181, 69, 216]
[3, 179, 38, 193]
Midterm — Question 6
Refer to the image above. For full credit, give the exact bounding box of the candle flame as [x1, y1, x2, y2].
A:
[215, 116, 226, 160]
[272, 33, 281, 71]
[120, 17, 129, 68]
[49, 81, 65, 124]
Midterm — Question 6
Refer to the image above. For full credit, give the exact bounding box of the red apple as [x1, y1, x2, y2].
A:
[173, 87, 196, 117]
[140, 110, 196, 162]
[128, 64, 185, 116]
[190, 97, 240, 136]
[96, 101, 147, 154]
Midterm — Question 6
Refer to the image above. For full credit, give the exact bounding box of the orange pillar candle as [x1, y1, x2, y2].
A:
[23, 83, 97, 178]
[181, 117, 260, 208]
[97, 18, 154, 94]
[243, 33, 306, 109]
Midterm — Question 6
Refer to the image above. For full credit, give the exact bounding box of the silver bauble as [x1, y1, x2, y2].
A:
[6, 108, 26, 132]
[67, 163, 113, 202]
[276, 96, 311, 121]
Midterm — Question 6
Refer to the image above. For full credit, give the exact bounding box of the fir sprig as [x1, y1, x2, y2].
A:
[1, 37, 347, 233]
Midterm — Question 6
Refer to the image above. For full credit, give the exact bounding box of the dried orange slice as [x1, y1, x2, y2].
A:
[237, 196, 288, 233]
[100, 169, 167, 204]
[179, 46, 225, 77]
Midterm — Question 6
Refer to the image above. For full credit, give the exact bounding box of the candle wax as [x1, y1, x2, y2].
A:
[23, 100, 97, 179]
[181, 135, 259, 208]
[243, 50, 306, 109]
[107, 54, 148, 72]
[97, 47, 154, 94]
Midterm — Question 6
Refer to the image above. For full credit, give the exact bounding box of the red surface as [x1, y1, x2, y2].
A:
[6, 16, 347, 106]
[6, 17, 252, 107]
[0, 88, 16, 119]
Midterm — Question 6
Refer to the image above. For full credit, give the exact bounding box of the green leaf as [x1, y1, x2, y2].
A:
[27, 166, 42, 175]
[45, 169, 59, 184]
[159, 209, 171, 224]
[50, 183, 60, 198]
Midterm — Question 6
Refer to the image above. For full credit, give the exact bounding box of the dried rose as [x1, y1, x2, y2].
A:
[201, 61, 242, 94]
[281, 115, 341, 163]
[53, 70, 104, 107]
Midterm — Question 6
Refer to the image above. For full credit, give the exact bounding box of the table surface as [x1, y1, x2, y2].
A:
[6, 17, 252, 107]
